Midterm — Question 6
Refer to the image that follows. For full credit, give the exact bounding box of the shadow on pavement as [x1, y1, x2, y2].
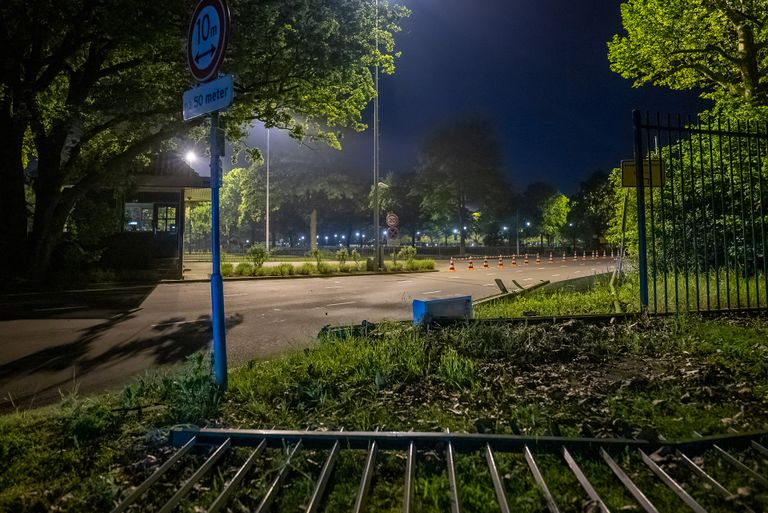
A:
[0, 285, 158, 321]
[0, 313, 243, 409]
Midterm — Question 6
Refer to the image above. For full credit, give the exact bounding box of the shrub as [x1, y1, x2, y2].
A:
[87, 268, 118, 283]
[221, 263, 234, 277]
[310, 248, 322, 265]
[386, 262, 404, 272]
[351, 248, 361, 267]
[275, 263, 295, 276]
[297, 262, 315, 275]
[247, 244, 268, 268]
[336, 247, 349, 266]
[406, 259, 435, 271]
[338, 263, 350, 273]
[317, 262, 334, 274]
[398, 245, 417, 263]
[234, 262, 253, 276]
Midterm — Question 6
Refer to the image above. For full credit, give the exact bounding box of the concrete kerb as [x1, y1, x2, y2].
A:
[167, 269, 440, 284]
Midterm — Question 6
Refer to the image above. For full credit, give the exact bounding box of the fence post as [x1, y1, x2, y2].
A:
[633, 110, 649, 311]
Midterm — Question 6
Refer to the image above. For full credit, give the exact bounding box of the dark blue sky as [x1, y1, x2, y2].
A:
[242, 0, 707, 193]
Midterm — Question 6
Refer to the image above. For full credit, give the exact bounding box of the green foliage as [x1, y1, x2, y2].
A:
[351, 248, 361, 266]
[609, 0, 768, 115]
[397, 245, 417, 263]
[221, 263, 234, 277]
[247, 244, 268, 268]
[298, 262, 316, 275]
[234, 262, 254, 276]
[336, 246, 349, 266]
[437, 348, 477, 390]
[317, 262, 334, 274]
[406, 259, 435, 271]
[64, 401, 114, 442]
[311, 248, 323, 266]
[275, 263, 295, 276]
[540, 193, 570, 242]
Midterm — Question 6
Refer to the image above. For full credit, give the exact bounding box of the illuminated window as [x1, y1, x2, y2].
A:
[124, 203, 153, 232]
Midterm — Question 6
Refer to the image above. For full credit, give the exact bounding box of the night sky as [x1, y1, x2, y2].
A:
[237, 0, 708, 194]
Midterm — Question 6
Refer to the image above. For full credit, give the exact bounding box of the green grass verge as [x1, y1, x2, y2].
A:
[2, 317, 768, 512]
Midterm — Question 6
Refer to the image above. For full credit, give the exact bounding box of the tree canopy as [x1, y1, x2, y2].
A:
[608, 0, 768, 116]
[0, 0, 408, 279]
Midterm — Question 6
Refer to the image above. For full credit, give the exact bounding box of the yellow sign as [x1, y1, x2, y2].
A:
[621, 159, 665, 188]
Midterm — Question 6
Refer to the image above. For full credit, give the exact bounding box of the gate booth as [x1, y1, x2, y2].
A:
[121, 154, 210, 279]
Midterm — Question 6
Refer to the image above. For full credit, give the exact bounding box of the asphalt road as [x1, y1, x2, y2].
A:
[0, 258, 616, 410]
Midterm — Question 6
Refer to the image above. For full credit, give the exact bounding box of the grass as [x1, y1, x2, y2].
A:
[2, 315, 768, 512]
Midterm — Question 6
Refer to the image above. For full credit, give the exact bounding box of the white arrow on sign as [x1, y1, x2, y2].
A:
[183, 74, 234, 121]
[187, 0, 230, 83]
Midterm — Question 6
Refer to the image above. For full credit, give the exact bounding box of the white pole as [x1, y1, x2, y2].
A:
[266, 127, 270, 253]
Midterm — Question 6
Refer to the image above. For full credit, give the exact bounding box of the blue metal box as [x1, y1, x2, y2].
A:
[412, 296, 472, 325]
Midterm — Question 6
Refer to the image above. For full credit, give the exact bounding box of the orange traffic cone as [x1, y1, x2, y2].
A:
[548, 252, 554, 264]
[592, 250, 597, 260]
[512, 255, 517, 266]
[449, 257, 455, 271]
[573, 251, 577, 262]
[536, 253, 541, 264]
[468, 256, 474, 270]
[483, 256, 489, 269]
[498, 255, 504, 268]
[524, 254, 529, 265]
[603, 250, 607, 259]
[582, 250, 587, 261]
[562, 251, 567, 262]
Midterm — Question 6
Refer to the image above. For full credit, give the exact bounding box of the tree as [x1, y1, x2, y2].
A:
[220, 166, 264, 245]
[567, 171, 615, 248]
[0, 0, 408, 279]
[519, 181, 556, 245]
[540, 194, 570, 246]
[415, 118, 509, 253]
[608, 0, 768, 115]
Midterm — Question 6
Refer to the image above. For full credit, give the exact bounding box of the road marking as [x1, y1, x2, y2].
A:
[483, 283, 496, 287]
[273, 308, 282, 311]
[326, 301, 357, 307]
[574, 270, 581, 274]
[551, 274, 561, 277]
[224, 293, 246, 297]
[324, 286, 343, 289]
[397, 280, 413, 283]
[523, 278, 533, 281]
[151, 319, 206, 328]
[33, 305, 85, 312]
[422, 290, 442, 295]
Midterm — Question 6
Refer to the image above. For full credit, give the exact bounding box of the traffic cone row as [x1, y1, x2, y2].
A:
[512, 255, 517, 266]
[498, 255, 504, 268]
[548, 252, 554, 264]
[536, 253, 541, 264]
[483, 256, 489, 269]
[449, 257, 455, 271]
[468, 256, 474, 270]
[524, 254, 529, 265]
[562, 251, 567, 262]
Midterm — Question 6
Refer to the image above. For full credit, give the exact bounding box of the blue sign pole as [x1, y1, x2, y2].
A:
[209, 111, 227, 388]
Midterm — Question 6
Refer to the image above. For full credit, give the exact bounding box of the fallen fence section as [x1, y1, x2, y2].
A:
[111, 428, 768, 513]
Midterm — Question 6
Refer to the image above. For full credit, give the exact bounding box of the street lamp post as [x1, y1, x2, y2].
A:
[265, 127, 270, 253]
[372, 0, 381, 270]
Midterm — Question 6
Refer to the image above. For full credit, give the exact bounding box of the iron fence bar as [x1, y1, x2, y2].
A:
[634, 110, 650, 310]
[677, 114, 690, 310]
[639, 123, 761, 139]
[661, 113, 670, 312]
[711, 444, 768, 487]
[599, 448, 659, 513]
[707, 117, 721, 309]
[562, 447, 610, 512]
[305, 437, 342, 513]
[645, 113, 658, 313]
[484, 444, 511, 513]
[639, 449, 708, 513]
[445, 431, 461, 513]
[719, 119, 732, 309]
[352, 439, 378, 513]
[697, 116, 711, 310]
[110, 435, 197, 513]
[688, 114, 701, 311]
[208, 439, 267, 513]
[669, 114, 681, 312]
[758, 122, 768, 307]
[157, 437, 232, 513]
[674, 450, 733, 499]
[523, 445, 561, 513]
[737, 120, 751, 307]
[727, 120, 742, 307]
[751, 440, 768, 458]
[671, 114, 688, 313]
[404, 440, 415, 513]
[254, 440, 302, 513]
[745, 121, 760, 308]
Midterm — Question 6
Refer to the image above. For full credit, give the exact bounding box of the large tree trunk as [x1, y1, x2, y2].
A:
[0, 107, 29, 279]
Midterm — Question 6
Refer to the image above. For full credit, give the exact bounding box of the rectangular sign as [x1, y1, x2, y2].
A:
[183, 74, 234, 121]
[621, 158, 665, 188]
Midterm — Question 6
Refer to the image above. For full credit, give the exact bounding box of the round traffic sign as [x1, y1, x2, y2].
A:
[187, 0, 230, 83]
[386, 212, 399, 227]
[387, 226, 399, 239]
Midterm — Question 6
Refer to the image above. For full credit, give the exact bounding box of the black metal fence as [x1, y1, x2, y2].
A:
[633, 111, 768, 313]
